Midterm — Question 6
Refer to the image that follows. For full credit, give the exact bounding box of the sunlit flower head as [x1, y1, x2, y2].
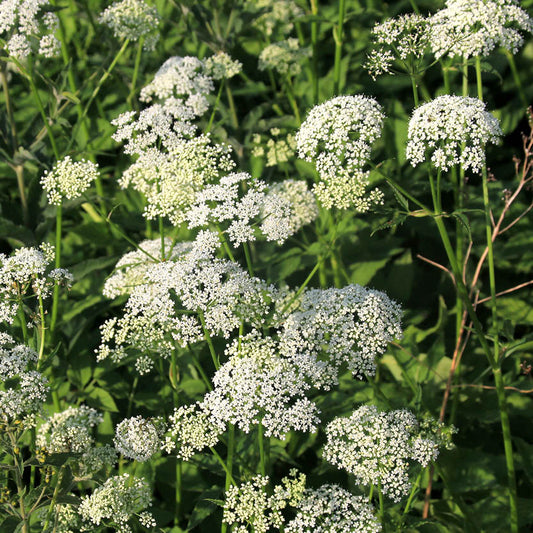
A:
[406, 95, 502, 173]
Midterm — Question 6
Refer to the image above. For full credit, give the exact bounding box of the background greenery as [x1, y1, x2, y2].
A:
[1, 0, 533, 531]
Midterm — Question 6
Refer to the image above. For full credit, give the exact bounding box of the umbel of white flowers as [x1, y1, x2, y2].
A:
[406, 95, 502, 173]
[296, 95, 385, 210]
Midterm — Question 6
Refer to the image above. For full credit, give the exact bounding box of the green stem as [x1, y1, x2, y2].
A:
[206, 79, 225, 133]
[42, 467, 64, 532]
[258, 422, 266, 476]
[199, 312, 220, 370]
[403, 469, 423, 516]
[225, 82, 239, 129]
[128, 37, 144, 107]
[159, 215, 166, 259]
[243, 242, 254, 277]
[474, 56, 483, 101]
[462, 56, 469, 97]
[504, 51, 527, 109]
[310, 0, 319, 104]
[50, 204, 62, 334]
[285, 77, 301, 125]
[377, 480, 384, 523]
[410, 74, 419, 107]
[333, 0, 346, 96]
[37, 294, 46, 367]
[17, 301, 29, 345]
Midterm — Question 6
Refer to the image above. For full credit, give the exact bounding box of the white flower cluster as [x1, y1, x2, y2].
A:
[223, 470, 307, 533]
[99, 0, 159, 51]
[114, 415, 164, 462]
[184, 172, 297, 246]
[103, 238, 190, 298]
[247, 0, 303, 37]
[97, 239, 276, 371]
[258, 38, 311, 76]
[251, 128, 297, 167]
[0, 0, 60, 60]
[203, 333, 320, 439]
[40, 156, 100, 206]
[263, 180, 319, 235]
[140, 56, 213, 111]
[406, 95, 502, 173]
[36, 405, 103, 453]
[204, 51, 243, 80]
[285, 484, 381, 533]
[430, 0, 533, 59]
[163, 401, 226, 460]
[0, 244, 71, 324]
[323, 405, 444, 502]
[297, 96, 385, 210]
[0, 334, 48, 425]
[112, 109, 235, 224]
[280, 285, 402, 389]
[78, 474, 154, 531]
[366, 14, 431, 79]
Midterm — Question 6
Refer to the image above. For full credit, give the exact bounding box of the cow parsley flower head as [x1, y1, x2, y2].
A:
[99, 0, 159, 51]
[78, 474, 153, 530]
[163, 401, 226, 460]
[366, 14, 432, 79]
[37, 405, 103, 454]
[117, 137, 235, 224]
[1, 0, 60, 60]
[204, 51, 243, 80]
[203, 333, 320, 439]
[259, 38, 311, 76]
[223, 471, 307, 533]
[323, 406, 446, 502]
[41, 156, 100, 206]
[114, 415, 164, 462]
[286, 484, 381, 533]
[262, 179, 318, 238]
[247, 0, 303, 37]
[430, 0, 533, 59]
[406, 95, 502, 173]
[297, 95, 385, 210]
[103, 238, 191, 298]
[0, 337, 48, 425]
[280, 285, 402, 390]
[184, 172, 298, 246]
[97, 247, 276, 370]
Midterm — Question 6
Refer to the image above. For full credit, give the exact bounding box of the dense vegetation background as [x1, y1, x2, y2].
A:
[1, 0, 533, 531]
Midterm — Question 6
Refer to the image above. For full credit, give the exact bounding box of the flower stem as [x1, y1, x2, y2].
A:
[504, 50, 527, 109]
[310, 0, 319, 104]
[333, 0, 346, 95]
[206, 79, 225, 133]
[50, 204, 62, 334]
[128, 37, 144, 107]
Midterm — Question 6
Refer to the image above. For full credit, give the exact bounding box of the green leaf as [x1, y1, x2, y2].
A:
[85, 387, 118, 412]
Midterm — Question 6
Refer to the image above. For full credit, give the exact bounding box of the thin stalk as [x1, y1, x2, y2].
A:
[128, 37, 144, 107]
[225, 83, 239, 129]
[50, 204, 62, 334]
[42, 467, 64, 532]
[377, 480, 384, 522]
[12, 445, 29, 533]
[243, 242, 254, 277]
[285, 77, 301, 125]
[17, 302, 29, 345]
[159, 216, 166, 259]
[504, 50, 527, 109]
[475, 55, 518, 532]
[37, 293, 46, 366]
[210, 446, 235, 483]
[310, 0, 319, 104]
[221, 424, 235, 533]
[462, 56, 468, 97]
[333, 0, 346, 95]
[403, 469, 423, 516]
[206, 79, 225, 133]
[26, 71, 60, 159]
[410, 75, 419, 107]
[258, 422, 266, 476]
[199, 312, 220, 370]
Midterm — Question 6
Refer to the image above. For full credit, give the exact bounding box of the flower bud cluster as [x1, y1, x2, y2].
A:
[252, 128, 297, 167]
[99, 0, 160, 50]
[41, 156, 100, 206]
[246, 0, 303, 37]
[297, 95, 385, 210]
[323, 405, 445, 502]
[406, 95, 502, 173]
[258, 38, 311, 76]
